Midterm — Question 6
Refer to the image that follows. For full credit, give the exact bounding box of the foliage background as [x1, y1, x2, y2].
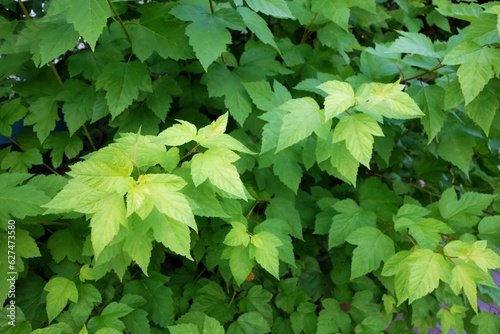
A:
[1, 0, 500, 333]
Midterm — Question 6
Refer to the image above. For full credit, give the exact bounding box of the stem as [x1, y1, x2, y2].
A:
[180, 143, 200, 161]
[208, 0, 215, 14]
[400, 62, 444, 84]
[107, 0, 133, 45]
[7, 137, 60, 175]
[405, 233, 417, 247]
[301, 13, 318, 43]
[49, 63, 63, 88]
[82, 125, 97, 151]
[228, 290, 237, 308]
[17, 0, 30, 18]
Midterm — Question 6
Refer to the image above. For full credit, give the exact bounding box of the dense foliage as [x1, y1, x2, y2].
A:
[1, 0, 500, 333]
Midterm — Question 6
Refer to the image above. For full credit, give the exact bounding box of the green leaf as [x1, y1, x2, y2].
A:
[169, 324, 200, 334]
[346, 227, 395, 279]
[472, 312, 500, 334]
[312, 0, 350, 31]
[439, 188, 496, 227]
[276, 97, 323, 152]
[129, 6, 192, 61]
[170, 2, 231, 71]
[146, 76, 182, 120]
[228, 312, 271, 334]
[381, 250, 412, 304]
[0, 173, 50, 224]
[191, 147, 247, 200]
[237, 7, 278, 50]
[124, 278, 174, 328]
[388, 31, 440, 57]
[275, 278, 309, 314]
[443, 42, 500, 104]
[205, 63, 253, 125]
[437, 121, 476, 175]
[317, 80, 356, 120]
[224, 222, 250, 247]
[87, 302, 134, 333]
[47, 225, 85, 263]
[407, 85, 445, 143]
[1, 148, 43, 173]
[191, 282, 234, 324]
[251, 230, 282, 279]
[24, 96, 59, 144]
[69, 284, 102, 326]
[95, 61, 153, 118]
[44, 132, 83, 168]
[44, 277, 79, 323]
[59, 79, 96, 135]
[317, 299, 351, 334]
[479, 216, 500, 246]
[66, 0, 111, 50]
[245, 0, 294, 19]
[437, 305, 467, 334]
[238, 286, 273, 324]
[19, 14, 79, 66]
[355, 81, 425, 121]
[265, 197, 303, 240]
[329, 199, 377, 248]
[244, 80, 291, 113]
[464, 80, 499, 135]
[0, 98, 28, 137]
[290, 302, 317, 334]
[272, 149, 302, 193]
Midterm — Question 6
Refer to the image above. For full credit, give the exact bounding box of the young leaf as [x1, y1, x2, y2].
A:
[224, 221, 250, 247]
[191, 147, 247, 200]
[95, 61, 153, 118]
[44, 277, 79, 323]
[345, 227, 395, 279]
[276, 97, 323, 152]
[66, 0, 111, 50]
[251, 230, 283, 279]
[156, 120, 198, 146]
[444, 240, 500, 272]
[406, 248, 452, 303]
[317, 80, 356, 120]
[222, 244, 254, 285]
[150, 209, 193, 260]
[329, 199, 377, 248]
[329, 141, 359, 186]
[333, 113, 383, 167]
[450, 263, 496, 313]
[355, 81, 425, 121]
